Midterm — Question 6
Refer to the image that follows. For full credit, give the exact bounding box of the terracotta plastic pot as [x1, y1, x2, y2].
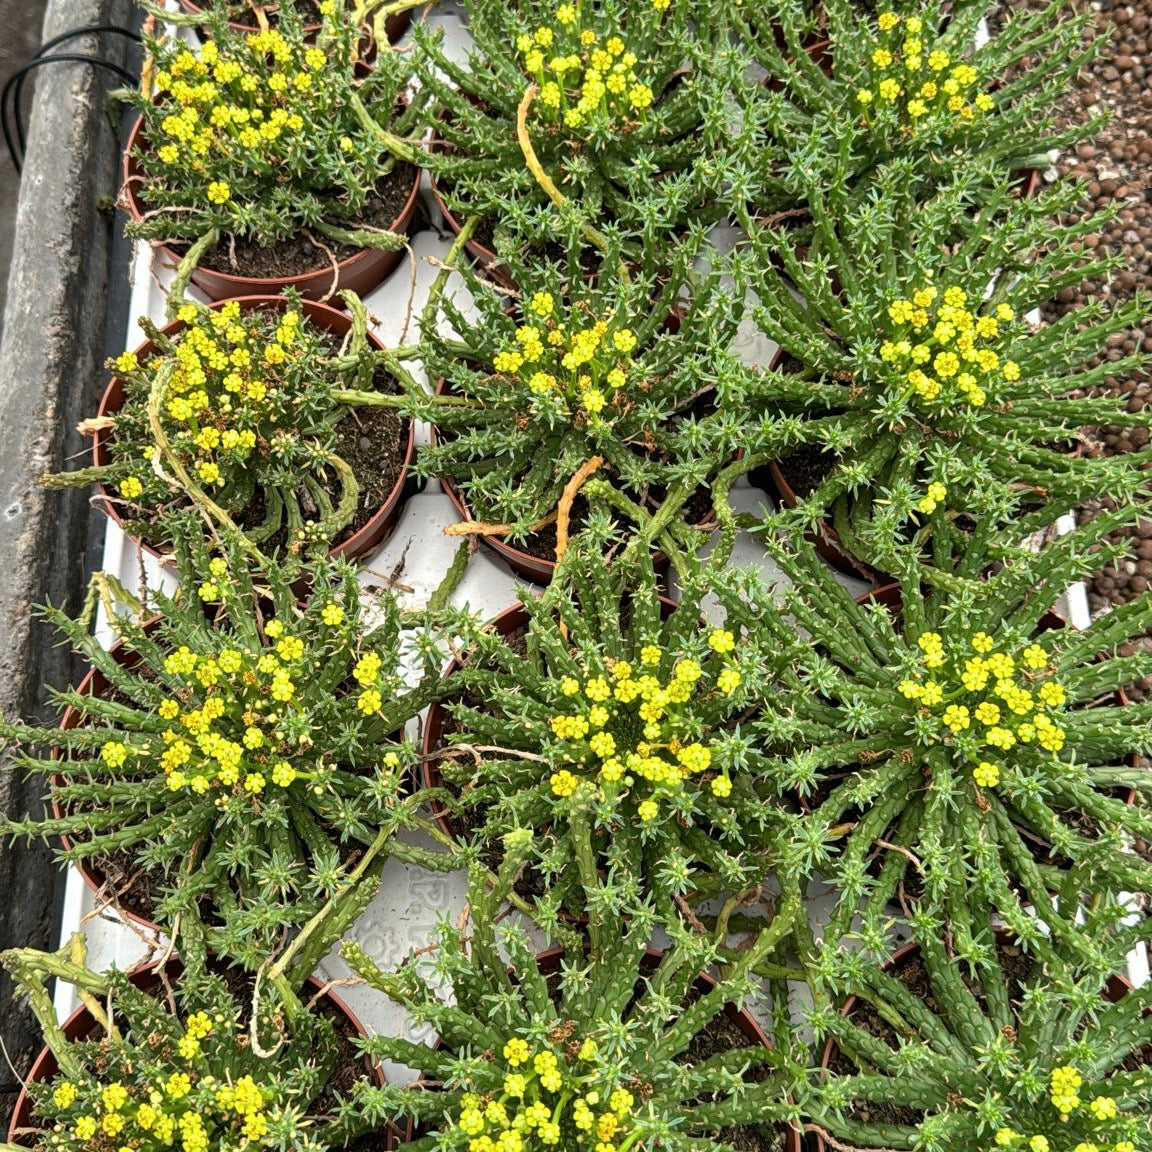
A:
[175, 0, 413, 43]
[749, 348, 885, 585]
[7, 957, 393, 1148]
[813, 935, 1131, 1152]
[92, 295, 415, 570]
[121, 115, 422, 302]
[758, 453, 888, 584]
[430, 175, 513, 286]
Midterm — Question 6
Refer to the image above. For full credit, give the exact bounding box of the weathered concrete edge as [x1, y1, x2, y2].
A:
[0, 0, 133, 1098]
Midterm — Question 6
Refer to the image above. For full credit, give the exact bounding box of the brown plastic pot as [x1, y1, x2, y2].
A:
[751, 347, 885, 585]
[813, 935, 1131, 1151]
[93, 295, 414, 570]
[175, 0, 413, 43]
[430, 175, 513, 286]
[121, 115, 422, 303]
[7, 957, 394, 1148]
[760, 453, 888, 585]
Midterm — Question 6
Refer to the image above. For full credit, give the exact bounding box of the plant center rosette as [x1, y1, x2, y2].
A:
[880, 286, 1020, 412]
[11, 533, 439, 963]
[448, 1034, 639, 1152]
[93, 298, 408, 563]
[126, 4, 415, 254]
[854, 12, 997, 132]
[116, 593, 401, 804]
[544, 628, 743, 820]
[43, 1015, 279, 1151]
[896, 629, 1066, 792]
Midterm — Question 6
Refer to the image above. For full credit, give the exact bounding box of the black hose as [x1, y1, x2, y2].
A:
[3, 24, 141, 174]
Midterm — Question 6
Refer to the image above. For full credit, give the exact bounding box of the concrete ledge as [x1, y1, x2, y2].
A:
[0, 0, 133, 1103]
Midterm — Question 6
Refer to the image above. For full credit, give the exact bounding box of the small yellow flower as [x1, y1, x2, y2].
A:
[206, 180, 230, 205]
[550, 770, 580, 797]
[973, 761, 1000, 788]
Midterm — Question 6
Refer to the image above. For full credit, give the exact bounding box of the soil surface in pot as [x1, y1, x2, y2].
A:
[677, 1006, 789, 1152]
[825, 940, 1036, 1134]
[168, 164, 418, 281]
[237, 394, 408, 555]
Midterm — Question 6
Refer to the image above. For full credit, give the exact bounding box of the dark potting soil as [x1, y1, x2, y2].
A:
[451, 477, 716, 567]
[772, 443, 839, 503]
[227, 367, 408, 555]
[224, 0, 330, 26]
[823, 940, 1036, 1137]
[677, 1006, 790, 1152]
[192, 163, 418, 281]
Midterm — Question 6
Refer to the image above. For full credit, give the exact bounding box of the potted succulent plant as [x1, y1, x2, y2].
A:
[44, 294, 414, 573]
[2, 935, 395, 1152]
[733, 0, 1096, 215]
[417, 0, 737, 269]
[803, 906, 1152, 1151]
[419, 537, 794, 920]
[0, 521, 455, 967]
[714, 516, 1152, 962]
[124, 2, 427, 299]
[341, 849, 805, 1152]
[410, 238, 749, 580]
[734, 167, 1151, 576]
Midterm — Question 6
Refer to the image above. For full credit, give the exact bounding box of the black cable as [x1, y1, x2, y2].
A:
[11, 25, 142, 157]
[3, 24, 141, 174]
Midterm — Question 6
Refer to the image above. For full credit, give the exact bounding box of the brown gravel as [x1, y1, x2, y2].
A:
[1017, 0, 1152, 692]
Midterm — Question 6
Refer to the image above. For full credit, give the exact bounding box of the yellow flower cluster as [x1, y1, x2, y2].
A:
[100, 592, 379, 799]
[518, 7, 652, 132]
[491, 293, 640, 424]
[855, 12, 996, 125]
[48, 1015, 274, 1152]
[897, 630, 1067, 789]
[452, 1034, 636, 1152]
[150, 35, 319, 180]
[990, 1065, 1134, 1152]
[113, 302, 317, 505]
[546, 629, 742, 818]
[881, 286, 1020, 409]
